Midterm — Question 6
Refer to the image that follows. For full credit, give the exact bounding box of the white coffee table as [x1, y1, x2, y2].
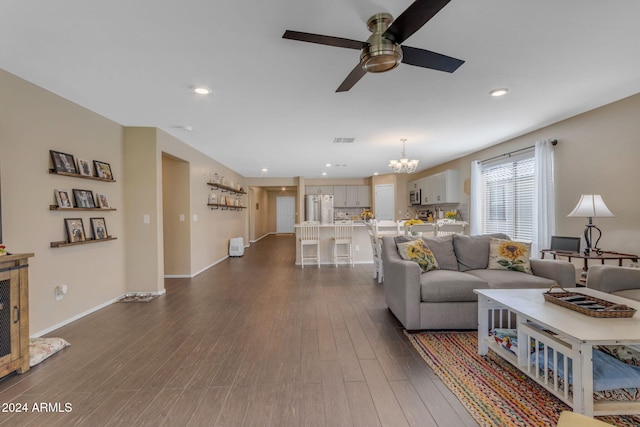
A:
[474, 287, 640, 416]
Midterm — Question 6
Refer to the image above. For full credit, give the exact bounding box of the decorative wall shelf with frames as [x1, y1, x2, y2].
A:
[206, 180, 246, 211]
[207, 203, 247, 211]
[49, 205, 116, 212]
[49, 156, 117, 246]
[49, 169, 116, 182]
[50, 237, 117, 248]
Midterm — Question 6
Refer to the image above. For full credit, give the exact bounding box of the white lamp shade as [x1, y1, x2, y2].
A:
[567, 195, 614, 218]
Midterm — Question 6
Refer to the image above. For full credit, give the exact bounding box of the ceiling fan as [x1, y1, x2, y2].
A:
[282, 0, 464, 92]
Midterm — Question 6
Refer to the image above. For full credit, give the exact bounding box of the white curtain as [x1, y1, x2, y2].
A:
[532, 139, 555, 257]
[470, 160, 482, 235]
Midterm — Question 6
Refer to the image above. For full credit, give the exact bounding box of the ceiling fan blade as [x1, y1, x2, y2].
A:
[283, 30, 367, 50]
[336, 64, 367, 92]
[383, 0, 451, 44]
[401, 45, 464, 72]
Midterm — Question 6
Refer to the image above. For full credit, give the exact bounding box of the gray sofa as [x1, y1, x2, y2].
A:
[586, 264, 640, 301]
[382, 233, 576, 330]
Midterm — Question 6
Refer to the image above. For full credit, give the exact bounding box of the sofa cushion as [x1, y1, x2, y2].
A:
[395, 234, 458, 271]
[453, 233, 509, 272]
[421, 235, 458, 271]
[466, 269, 556, 289]
[420, 270, 489, 302]
[487, 237, 533, 274]
[397, 239, 439, 273]
[612, 289, 640, 302]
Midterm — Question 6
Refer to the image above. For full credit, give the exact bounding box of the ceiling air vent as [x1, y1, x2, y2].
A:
[333, 137, 356, 143]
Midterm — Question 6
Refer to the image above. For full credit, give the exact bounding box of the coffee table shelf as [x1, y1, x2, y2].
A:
[475, 287, 640, 417]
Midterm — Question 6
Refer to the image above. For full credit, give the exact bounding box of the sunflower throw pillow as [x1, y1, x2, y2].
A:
[397, 239, 439, 273]
[487, 237, 532, 274]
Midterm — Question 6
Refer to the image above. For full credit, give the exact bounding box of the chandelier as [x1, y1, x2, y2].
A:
[388, 138, 419, 173]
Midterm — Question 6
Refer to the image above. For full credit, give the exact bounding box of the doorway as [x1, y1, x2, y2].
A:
[162, 153, 191, 277]
[276, 196, 295, 233]
[375, 184, 395, 221]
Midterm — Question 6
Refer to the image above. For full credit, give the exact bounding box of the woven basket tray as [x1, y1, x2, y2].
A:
[543, 285, 637, 318]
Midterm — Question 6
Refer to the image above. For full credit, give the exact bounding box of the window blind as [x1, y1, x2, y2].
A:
[481, 155, 535, 241]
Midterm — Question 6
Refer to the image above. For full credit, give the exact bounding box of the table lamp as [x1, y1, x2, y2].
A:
[566, 194, 614, 256]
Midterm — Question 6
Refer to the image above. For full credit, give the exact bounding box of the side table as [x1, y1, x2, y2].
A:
[540, 250, 639, 284]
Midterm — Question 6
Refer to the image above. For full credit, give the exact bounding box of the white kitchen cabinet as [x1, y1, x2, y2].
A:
[356, 185, 371, 207]
[333, 185, 370, 207]
[421, 169, 460, 205]
[306, 186, 334, 195]
[333, 186, 348, 207]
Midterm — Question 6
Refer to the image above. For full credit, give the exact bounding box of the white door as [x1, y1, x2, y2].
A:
[375, 184, 395, 221]
[276, 196, 296, 233]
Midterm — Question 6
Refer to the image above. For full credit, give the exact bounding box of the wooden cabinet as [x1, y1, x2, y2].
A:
[0, 253, 33, 378]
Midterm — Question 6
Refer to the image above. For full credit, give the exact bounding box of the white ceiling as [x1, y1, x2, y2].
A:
[2, 1, 640, 178]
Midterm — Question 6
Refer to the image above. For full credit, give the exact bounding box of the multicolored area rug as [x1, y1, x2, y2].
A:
[404, 331, 640, 427]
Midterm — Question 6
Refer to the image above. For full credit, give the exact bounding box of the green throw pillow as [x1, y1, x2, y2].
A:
[397, 239, 439, 273]
[487, 237, 532, 274]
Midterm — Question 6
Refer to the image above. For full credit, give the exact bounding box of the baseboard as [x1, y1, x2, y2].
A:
[250, 232, 274, 243]
[31, 289, 166, 337]
[191, 255, 228, 277]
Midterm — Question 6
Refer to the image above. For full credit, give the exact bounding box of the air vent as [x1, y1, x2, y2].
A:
[333, 137, 355, 143]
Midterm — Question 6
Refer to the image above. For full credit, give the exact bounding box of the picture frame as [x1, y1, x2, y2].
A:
[65, 218, 86, 243]
[72, 189, 96, 208]
[77, 158, 93, 177]
[96, 193, 111, 209]
[90, 217, 108, 240]
[50, 150, 78, 174]
[54, 189, 73, 208]
[93, 160, 113, 180]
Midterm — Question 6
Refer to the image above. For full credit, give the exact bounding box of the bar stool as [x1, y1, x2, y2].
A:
[299, 221, 320, 268]
[365, 222, 383, 283]
[407, 223, 436, 237]
[332, 220, 354, 267]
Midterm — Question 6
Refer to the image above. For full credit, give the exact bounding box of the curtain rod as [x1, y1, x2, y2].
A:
[480, 139, 557, 164]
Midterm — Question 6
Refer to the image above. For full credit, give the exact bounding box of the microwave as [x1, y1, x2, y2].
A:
[409, 189, 421, 205]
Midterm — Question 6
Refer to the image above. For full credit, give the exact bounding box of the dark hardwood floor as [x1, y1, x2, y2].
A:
[0, 234, 477, 426]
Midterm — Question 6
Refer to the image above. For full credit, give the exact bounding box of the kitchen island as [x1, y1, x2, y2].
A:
[294, 223, 373, 266]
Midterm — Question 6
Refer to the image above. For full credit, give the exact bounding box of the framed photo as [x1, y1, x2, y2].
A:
[65, 218, 86, 243]
[96, 193, 111, 209]
[72, 189, 95, 208]
[94, 160, 113, 180]
[90, 217, 108, 240]
[54, 189, 73, 208]
[77, 158, 93, 176]
[50, 150, 78, 174]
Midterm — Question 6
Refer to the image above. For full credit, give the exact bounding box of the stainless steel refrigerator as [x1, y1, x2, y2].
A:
[305, 194, 334, 224]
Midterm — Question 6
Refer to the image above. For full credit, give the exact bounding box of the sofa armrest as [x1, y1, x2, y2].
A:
[530, 258, 576, 288]
[586, 265, 640, 293]
[381, 236, 422, 330]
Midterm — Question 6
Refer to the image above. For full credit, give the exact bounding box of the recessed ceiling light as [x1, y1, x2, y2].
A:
[261, 168, 268, 172]
[325, 163, 332, 167]
[322, 172, 327, 176]
[193, 86, 211, 95]
[490, 88, 509, 97]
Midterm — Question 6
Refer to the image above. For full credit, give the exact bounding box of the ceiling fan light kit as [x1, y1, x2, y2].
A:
[360, 13, 403, 73]
[283, 0, 464, 92]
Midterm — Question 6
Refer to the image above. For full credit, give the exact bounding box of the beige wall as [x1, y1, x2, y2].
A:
[1, 69, 126, 335]
[417, 92, 640, 257]
[0, 70, 248, 335]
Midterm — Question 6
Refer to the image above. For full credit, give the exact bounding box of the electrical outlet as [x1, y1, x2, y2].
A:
[179, 214, 185, 222]
[355, 244, 360, 251]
